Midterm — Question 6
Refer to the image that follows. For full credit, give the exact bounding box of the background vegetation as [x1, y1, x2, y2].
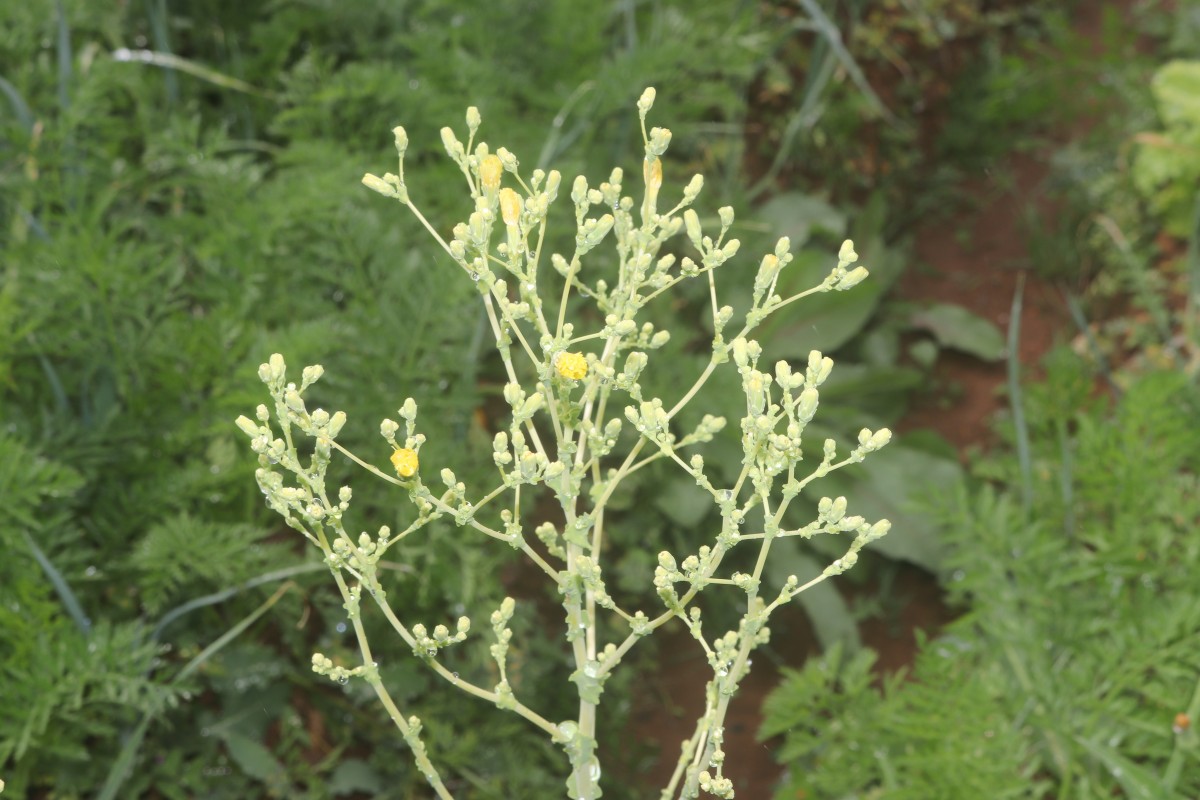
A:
[1, 0, 1196, 797]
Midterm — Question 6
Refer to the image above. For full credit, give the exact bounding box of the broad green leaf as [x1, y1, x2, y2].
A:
[821, 443, 961, 571]
[816, 363, 924, 427]
[910, 303, 1006, 361]
[761, 243, 898, 359]
[654, 477, 713, 528]
[218, 730, 288, 787]
[757, 191, 846, 249]
[329, 759, 384, 796]
[765, 541, 861, 651]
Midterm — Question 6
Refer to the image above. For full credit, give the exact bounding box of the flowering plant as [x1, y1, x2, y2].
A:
[237, 88, 893, 799]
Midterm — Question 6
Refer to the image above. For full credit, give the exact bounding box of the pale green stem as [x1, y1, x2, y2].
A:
[330, 568, 455, 800]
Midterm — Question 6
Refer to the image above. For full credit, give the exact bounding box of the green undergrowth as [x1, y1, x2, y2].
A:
[762, 358, 1200, 798]
[761, 3, 1200, 793]
[0, 0, 1088, 796]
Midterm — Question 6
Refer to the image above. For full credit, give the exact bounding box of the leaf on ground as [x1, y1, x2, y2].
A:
[329, 758, 384, 796]
[822, 442, 962, 571]
[757, 192, 847, 249]
[765, 541, 861, 651]
[910, 303, 1006, 361]
[218, 730, 288, 787]
[654, 477, 712, 528]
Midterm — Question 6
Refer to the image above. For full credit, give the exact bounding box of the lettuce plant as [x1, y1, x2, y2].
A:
[238, 89, 893, 799]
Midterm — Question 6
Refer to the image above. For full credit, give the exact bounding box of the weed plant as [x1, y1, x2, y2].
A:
[241, 91, 897, 799]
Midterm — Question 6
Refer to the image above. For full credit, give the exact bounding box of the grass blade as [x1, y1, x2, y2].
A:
[20, 529, 91, 636]
[1185, 189, 1199, 377]
[111, 48, 277, 100]
[1007, 273, 1032, 516]
[55, 0, 71, 112]
[175, 581, 294, 682]
[535, 80, 595, 170]
[747, 34, 837, 200]
[1075, 736, 1177, 800]
[1056, 418, 1074, 538]
[1062, 289, 1122, 398]
[794, 0, 896, 123]
[150, 561, 325, 642]
[0, 76, 34, 132]
[98, 582, 296, 800]
[144, 0, 179, 103]
[95, 712, 153, 800]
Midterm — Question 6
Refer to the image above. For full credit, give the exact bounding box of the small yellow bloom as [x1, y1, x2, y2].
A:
[555, 351, 588, 381]
[480, 154, 503, 194]
[390, 448, 419, 478]
[499, 187, 522, 226]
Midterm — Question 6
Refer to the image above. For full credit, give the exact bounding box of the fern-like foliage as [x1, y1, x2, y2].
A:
[761, 364, 1200, 799]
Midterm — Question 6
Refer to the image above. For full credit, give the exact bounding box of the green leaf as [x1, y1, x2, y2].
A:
[218, 731, 288, 787]
[762, 244, 895, 358]
[756, 192, 846, 249]
[910, 303, 1006, 361]
[765, 542, 861, 651]
[1074, 737, 1178, 800]
[823, 443, 962, 571]
[1151, 60, 1200, 128]
[653, 477, 712, 528]
[329, 759, 384, 796]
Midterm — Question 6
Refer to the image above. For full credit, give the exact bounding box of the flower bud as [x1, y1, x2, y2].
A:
[637, 87, 656, 115]
[836, 266, 869, 290]
[235, 416, 259, 437]
[361, 173, 395, 197]
[684, 209, 702, 247]
[440, 127, 463, 159]
[499, 188, 522, 227]
[480, 154, 503, 198]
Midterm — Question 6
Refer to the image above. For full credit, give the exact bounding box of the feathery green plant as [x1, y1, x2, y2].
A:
[761, 358, 1200, 799]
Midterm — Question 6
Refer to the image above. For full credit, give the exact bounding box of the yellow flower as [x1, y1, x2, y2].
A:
[390, 448, 419, 478]
[480, 154, 503, 194]
[499, 187, 522, 226]
[555, 351, 588, 380]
